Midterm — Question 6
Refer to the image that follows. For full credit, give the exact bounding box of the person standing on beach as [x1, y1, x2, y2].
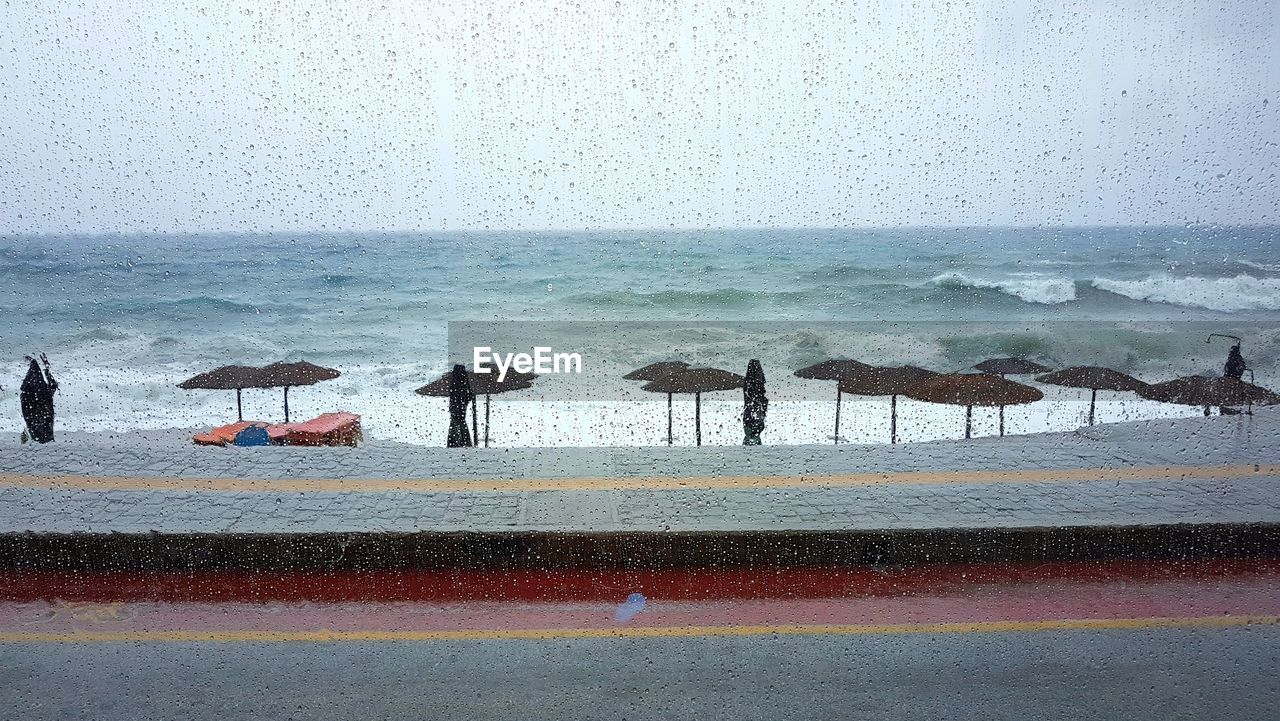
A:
[742, 359, 768, 445]
[1224, 343, 1247, 380]
[446, 363, 475, 447]
[20, 354, 58, 443]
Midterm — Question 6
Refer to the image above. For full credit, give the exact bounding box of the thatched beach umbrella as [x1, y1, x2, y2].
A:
[906, 373, 1043, 439]
[625, 361, 690, 446]
[974, 357, 1053, 435]
[975, 357, 1052, 376]
[1035, 366, 1146, 426]
[258, 360, 341, 422]
[742, 359, 768, 445]
[837, 365, 937, 444]
[642, 367, 744, 446]
[624, 361, 690, 382]
[794, 359, 874, 444]
[20, 354, 57, 443]
[417, 367, 537, 447]
[178, 364, 264, 421]
[1137, 376, 1280, 416]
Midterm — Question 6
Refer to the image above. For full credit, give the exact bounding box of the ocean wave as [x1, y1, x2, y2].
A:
[0, 259, 85, 277]
[131, 296, 262, 314]
[126, 295, 321, 319]
[318, 273, 362, 287]
[1090, 274, 1280, 312]
[1238, 259, 1280, 273]
[929, 272, 1077, 305]
[68, 326, 137, 342]
[563, 288, 814, 309]
[808, 263, 888, 278]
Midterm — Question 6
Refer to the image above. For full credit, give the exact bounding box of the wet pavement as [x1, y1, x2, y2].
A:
[4, 466, 1279, 534]
[3, 412, 1277, 718]
[1, 409, 1278, 536]
[1, 560, 1278, 720]
[4, 408, 1276, 483]
[0, 407, 1274, 542]
[7, 625, 1279, 720]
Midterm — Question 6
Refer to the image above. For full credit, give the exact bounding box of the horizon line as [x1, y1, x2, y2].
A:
[3, 222, 1279, 239]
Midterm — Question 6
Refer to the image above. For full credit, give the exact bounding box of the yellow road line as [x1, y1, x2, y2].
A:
[0, 463, 1276, 493]
[1, 615, 1276, 643]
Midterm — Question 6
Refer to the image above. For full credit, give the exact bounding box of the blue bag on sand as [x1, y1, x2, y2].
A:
[233, 424, 271, 447]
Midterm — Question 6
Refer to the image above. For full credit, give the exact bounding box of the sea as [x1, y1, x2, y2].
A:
[2, 226, 1278, 446]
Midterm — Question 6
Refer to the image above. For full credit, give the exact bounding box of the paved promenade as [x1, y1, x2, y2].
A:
[0, 410, 1277, 535]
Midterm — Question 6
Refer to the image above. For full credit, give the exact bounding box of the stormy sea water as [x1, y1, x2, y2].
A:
[1, 226, 1278, 446]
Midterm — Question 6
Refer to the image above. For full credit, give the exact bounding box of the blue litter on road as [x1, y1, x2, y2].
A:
[614, 593, 646, 623]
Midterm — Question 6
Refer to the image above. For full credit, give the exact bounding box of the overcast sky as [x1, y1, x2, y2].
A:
[1, 0, 1277, 234]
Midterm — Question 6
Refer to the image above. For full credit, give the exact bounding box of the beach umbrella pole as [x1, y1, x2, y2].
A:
[484, 393, 491, 448]
[695, 392, 702, 447]
[833, 386, 842, 445]
[667, 393, 673, 446]
[1089, 388, 1097, 426]
[236, 388, 243, 421]
[999, 405, 1005, 436]
[965, 405, 973, 439]
[890, 394, 898, 444]
[283, 386, 290, 423]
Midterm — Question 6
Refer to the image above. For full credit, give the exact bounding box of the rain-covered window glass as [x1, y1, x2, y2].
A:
[1, 1, 1277, 718]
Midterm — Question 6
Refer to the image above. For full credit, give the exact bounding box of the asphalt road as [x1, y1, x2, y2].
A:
[2, 627, 1278, 720]
[2, 561, 1277, 720]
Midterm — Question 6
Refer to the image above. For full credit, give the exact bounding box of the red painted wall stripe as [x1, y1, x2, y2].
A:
[2, 559, 1276, 604]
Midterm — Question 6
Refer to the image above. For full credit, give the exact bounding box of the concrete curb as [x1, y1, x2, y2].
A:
[2, 523, 1278, 571]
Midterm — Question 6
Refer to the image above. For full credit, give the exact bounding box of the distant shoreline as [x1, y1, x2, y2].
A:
[6, 224, 1280, 241]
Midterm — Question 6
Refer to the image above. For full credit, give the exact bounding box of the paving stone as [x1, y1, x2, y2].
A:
[0, 411, 1278, 535]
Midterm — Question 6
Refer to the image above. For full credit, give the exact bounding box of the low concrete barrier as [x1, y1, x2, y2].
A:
[3, 523, 1278, 571]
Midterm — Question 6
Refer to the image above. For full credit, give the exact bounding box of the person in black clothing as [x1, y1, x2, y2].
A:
[1217, 342, 1250, 415]
[742, 359, 768, 445]
[1224, 344, 1247, 380]
[20, 354, 58, 443]
[446, 363, 475, 447]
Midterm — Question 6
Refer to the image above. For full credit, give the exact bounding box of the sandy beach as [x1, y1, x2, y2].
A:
[2, 389, 1209, 449]
[0, 394, 1210, 449]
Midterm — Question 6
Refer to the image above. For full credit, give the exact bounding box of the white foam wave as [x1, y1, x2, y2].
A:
[1238, 259, 1280, 273]
[930, 272, 1077, 304]
[1090, 274, 1280, 312]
